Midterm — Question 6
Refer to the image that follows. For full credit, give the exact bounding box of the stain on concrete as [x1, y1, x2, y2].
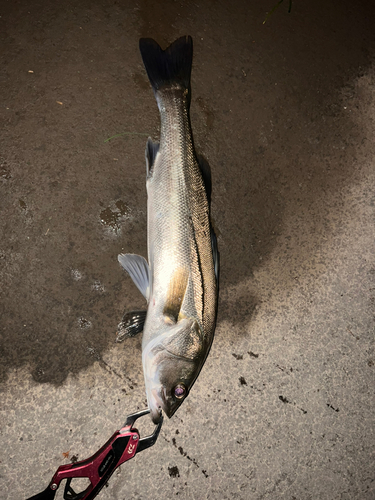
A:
[100, 200, 132, 233]
[168, 465, 180, 478]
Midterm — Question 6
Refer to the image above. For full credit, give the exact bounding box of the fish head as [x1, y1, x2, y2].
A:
[142, 317, 205, 424]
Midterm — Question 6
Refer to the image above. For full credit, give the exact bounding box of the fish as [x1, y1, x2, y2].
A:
[117, 36, 219, 424]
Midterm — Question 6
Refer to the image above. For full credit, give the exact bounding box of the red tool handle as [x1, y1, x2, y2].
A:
[26, 408, 163, 500]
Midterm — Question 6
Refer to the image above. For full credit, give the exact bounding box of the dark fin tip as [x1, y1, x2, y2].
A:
[146, 137, 160, 177]
[116, 310, 147, 342]
[139, 36, 193, 94]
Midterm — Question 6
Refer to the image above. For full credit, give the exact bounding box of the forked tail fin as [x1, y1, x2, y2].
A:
[139, 36, 193, 100]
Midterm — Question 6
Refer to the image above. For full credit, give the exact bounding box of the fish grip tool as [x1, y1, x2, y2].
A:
[26, 408, 163, 500]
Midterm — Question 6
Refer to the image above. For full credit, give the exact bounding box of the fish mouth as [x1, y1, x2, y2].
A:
[149, 387, 166, 424]
[148, 385, 181, 423]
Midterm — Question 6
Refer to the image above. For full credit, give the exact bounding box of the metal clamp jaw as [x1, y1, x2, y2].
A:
[26, 409, 163, 500]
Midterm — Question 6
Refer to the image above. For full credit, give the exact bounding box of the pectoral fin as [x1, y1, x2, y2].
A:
[163, 318, 204, 361]
[118, 253, 151, 301]
[163, 268, 189, 322]
[116, 310, 147, 342]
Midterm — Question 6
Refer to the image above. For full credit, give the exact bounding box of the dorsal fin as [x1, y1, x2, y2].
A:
[211, 226, 220, 285]
[196, 154, 212, 204]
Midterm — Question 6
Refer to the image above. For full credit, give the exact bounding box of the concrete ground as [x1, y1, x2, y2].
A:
[1, 0, 374, 499]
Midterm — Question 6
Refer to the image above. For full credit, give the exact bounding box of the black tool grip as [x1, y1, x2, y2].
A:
[26, 484, 56, 500]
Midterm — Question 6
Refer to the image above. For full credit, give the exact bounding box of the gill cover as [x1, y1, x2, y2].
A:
[143, 317, 204, 423]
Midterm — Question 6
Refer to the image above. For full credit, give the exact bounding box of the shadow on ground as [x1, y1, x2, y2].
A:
[0, 0, 374, 384]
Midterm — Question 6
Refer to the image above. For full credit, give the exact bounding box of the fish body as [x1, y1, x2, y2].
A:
[118, 36, 219, 423]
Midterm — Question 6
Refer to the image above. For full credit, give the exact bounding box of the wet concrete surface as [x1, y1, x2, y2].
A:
[1, 0, 375, 498]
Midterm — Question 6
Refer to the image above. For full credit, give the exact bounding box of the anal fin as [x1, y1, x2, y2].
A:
[146, 138, 159, 177]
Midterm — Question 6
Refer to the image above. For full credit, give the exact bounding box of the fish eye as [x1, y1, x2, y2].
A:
[173, 384, 186, 400]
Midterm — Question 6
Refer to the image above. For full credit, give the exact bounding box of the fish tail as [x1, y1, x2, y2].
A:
[139, 36, 193, 100]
